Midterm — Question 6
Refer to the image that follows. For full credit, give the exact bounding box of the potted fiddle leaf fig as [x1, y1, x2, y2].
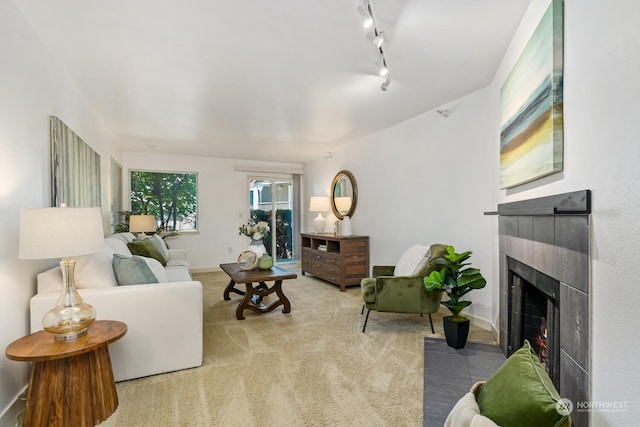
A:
[423, 245, 487, 349]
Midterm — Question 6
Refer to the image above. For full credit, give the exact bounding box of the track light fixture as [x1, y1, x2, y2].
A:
[356, 4, 374, 29]
[371, 32, 385, 48]
[375, 54, 388, 77]
[357, 0, 391, 91]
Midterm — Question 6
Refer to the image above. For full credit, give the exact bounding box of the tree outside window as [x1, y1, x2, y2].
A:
[130, 170, 197, 231]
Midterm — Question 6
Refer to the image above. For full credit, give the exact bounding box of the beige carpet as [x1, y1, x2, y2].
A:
[99, 267, 496, 427]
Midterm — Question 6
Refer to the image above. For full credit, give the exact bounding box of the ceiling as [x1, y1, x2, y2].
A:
[14, 0, 530, 163]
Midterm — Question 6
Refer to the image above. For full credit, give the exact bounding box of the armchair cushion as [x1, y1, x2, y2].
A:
[394, 244, 432, 276]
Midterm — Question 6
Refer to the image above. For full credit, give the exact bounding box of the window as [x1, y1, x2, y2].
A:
[130, 170, 198, 231]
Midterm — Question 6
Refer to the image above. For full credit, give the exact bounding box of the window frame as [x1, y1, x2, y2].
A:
[128, 169, 199, 233]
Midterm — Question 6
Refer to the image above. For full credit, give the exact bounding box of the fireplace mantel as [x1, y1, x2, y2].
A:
[497, 189, 591, 216]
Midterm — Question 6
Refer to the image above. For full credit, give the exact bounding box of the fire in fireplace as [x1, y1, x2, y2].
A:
[508, 258, 560, 387]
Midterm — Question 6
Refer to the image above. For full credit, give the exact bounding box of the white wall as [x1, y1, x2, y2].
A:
[0, 0, 120, 417]
[304, 85, 499, 323]
[304, 1, 640, 424]
[123, 152, 303, 270]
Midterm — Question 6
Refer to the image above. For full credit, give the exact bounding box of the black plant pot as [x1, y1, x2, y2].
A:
[443, 316, 470, 349]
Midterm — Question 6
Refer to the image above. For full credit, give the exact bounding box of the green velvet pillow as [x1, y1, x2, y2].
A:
[112, 254, 160, 286]
[475, 340, 571, 427]
[127, 239, 167, 266]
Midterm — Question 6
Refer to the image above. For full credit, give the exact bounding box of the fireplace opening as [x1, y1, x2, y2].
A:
[508, 258, 560, 387]
[523, 282, 551, 369]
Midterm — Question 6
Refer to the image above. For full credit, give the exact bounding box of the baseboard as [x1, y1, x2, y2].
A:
[0, 387, 26, 427]
[436, 307, 500, 342]
[191, 267, 222, 273]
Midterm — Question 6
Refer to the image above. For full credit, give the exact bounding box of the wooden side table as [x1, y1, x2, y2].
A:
[5, 320, 127, 427]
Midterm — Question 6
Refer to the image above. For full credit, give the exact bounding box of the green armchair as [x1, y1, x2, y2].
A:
[360, 243, 447, 333]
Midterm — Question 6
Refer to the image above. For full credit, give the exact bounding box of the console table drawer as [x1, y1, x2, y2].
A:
[313, 252, 340, 265]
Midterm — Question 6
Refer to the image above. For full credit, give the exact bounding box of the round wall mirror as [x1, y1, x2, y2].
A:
[330, 170, 358, 219]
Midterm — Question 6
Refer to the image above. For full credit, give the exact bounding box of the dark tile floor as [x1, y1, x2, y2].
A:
[423, 338, 506, 427]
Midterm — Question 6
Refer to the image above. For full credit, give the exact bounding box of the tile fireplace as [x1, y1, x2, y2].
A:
[496, 190, 591, 427]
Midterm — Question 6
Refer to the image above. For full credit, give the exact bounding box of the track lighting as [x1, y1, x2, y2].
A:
[371, 32, 384, 48]
[357, 1, 391, 91]
[375, 54, 388, 77]
[356, 4, 374, 29]
[366, 30, 385, 48]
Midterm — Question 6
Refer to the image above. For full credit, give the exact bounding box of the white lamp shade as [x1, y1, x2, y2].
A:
[309, 196, 330, 212]
[335, 197, 352, 214]
[129, 215, 157, 233]
[19, 207, 104, 259]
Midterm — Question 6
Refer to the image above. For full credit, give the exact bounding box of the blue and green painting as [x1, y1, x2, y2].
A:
[500, 0, 563, 189]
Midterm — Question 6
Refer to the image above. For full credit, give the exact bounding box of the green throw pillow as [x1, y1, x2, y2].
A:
[475, 340, 571, 427]
[127, 239, 167, 266]
[112, 254, 160, 286]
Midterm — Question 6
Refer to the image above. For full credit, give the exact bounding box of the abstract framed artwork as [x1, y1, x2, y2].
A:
[50, 116, 101, 207]
[499, 0, 564, 189]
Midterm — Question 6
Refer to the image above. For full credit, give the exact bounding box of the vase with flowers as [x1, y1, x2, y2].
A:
[239, 218, 270, 258]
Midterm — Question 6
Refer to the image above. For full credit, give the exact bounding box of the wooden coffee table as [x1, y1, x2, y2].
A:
[5, 320, 127, 427]
[220, 263, 297, 320]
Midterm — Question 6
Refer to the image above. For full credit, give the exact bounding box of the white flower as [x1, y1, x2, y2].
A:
[239, 218, 270, 239]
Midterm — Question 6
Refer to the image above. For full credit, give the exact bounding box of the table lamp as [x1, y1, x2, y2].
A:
[19, 207, 104, 340]
[309, 197, 330, 233]
[129, 214, 157, 236]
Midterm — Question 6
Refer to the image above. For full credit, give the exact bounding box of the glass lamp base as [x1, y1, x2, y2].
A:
[43, 303, 96, 341]
[43, 258, 97, 341]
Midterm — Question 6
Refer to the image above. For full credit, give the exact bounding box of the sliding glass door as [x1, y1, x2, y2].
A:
[248, 176, 297, 263]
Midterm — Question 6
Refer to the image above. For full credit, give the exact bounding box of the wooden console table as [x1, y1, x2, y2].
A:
[301, 233, 369, 291]
[5, 320, 127, 427]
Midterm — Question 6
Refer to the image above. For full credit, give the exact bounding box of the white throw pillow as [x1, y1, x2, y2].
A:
[74, 244, 119, 289]
[105, 236, 132, 256]
[444, 391, 499, 427]
[143, 256, 168, 283]
[394, 244, 432, 276]
[151, 234, 170, 260]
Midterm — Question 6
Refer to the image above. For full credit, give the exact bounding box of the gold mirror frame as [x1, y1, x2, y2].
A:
[330, 170, 358, 219]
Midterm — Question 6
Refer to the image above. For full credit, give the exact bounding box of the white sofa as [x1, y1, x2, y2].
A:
[30, 232, 203, 382]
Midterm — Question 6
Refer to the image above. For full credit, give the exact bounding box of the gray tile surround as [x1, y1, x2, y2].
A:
[497, 191, 591, 427]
